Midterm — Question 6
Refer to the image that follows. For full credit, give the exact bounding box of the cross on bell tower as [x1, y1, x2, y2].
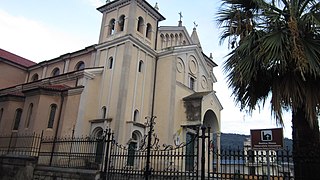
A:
[178, 12, 183, 27]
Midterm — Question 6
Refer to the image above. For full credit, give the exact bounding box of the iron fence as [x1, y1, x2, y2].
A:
[37, 135, 105, 170]
[106, 136, 200, 180]
[0, 132, 42, 157]
[0, 128, 296, 180]
[0, 132, 105, 171]
[105, 117, 201, 180]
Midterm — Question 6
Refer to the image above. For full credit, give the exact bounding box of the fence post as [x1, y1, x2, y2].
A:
[200, 126, 206, 180]
[196, 127, 200, 179]
[103, 128, 112, 180]
[68, 128, 75, 167]
[30, 132, 36, 156]
[37, 131, 44, 157]
[145, 116, 156, 180]
[49, 136, 57, 166]
[207, 127, 211, 179]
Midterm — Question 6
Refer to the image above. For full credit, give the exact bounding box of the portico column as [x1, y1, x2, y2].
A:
[216, 132, 221, 173]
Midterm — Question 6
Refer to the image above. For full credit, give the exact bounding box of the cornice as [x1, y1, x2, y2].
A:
[97, 0, 165, 21]
[97, 0, 131, 12]
[63, 86, 84, 96]
[96, 34, 157, 57]
[0, 95, 25, 102]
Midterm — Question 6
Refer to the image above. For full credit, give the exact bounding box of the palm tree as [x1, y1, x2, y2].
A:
[217, 0, 320, 179]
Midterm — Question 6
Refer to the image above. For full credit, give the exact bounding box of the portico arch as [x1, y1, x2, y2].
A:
[203, 109, 219, 133]
[202, 109, 220, 149]
[202, 109, 221, 173]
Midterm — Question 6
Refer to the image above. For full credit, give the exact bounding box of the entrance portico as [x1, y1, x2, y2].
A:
[183, 91, 222, 149]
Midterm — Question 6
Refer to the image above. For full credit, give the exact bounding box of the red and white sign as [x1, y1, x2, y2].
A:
[250, 128, 284, 149]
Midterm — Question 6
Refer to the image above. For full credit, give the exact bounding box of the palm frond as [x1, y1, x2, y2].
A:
[217, 0, 320, 127]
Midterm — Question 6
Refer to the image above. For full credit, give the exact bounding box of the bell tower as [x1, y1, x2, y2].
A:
[94, 0, 165, 143]
[97, 0, 165, 49]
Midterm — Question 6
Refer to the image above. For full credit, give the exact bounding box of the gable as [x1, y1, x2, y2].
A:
[157, 26, 193, 50]
[172, 46, 216, 90]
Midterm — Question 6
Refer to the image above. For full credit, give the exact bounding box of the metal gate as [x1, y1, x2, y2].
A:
[103, 117, 211, 180]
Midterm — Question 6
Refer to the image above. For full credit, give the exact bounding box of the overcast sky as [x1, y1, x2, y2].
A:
[0, 0, 293, 138]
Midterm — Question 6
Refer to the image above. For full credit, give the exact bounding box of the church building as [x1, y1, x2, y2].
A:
[0, 0, 222, 148]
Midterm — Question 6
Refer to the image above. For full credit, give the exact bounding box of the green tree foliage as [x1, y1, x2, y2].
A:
[216, 0, 320, 179]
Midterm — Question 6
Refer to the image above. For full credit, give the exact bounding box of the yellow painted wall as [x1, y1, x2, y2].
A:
[0, 62, 27, 89]
[0, 99, 24, 134]
[68, 53, 93, 72]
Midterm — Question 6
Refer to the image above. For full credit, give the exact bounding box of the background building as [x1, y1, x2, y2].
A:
[0, 0, 222, 147]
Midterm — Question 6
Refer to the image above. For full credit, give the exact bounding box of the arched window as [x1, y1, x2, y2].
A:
[133, 109, 139, 122]
[165, 34, 170, 47]
[101, 106, 107, 119]
[51, 68, 60, 77]
[146, 23, 152, 39]
[189, 77, 195, 90]
[160, 34, 165, 49]
[170, 34, 174, 46]
[138, 60, 144, 73]
[179, 33, 183, 45]
[93, 127, 104, 163]
[13, 108, 22, 130]
[127, 131, 141, 166]
[75, 61, 85, 71]
[108, 57, 113, 69]
[25, 103, 33, 128]
[175, 34, 179, 46]
[0, 108, 3, 129]
[109, 19, 116, 35]
[137, 17, 144, 33]
[47, 104, 57, 128]
[118, 15, 125, 32]
[31, 73, 39, 82]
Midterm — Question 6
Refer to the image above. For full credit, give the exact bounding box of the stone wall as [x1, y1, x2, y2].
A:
[0, 155, 101, 180]
[0, 155, 37, 180]
[33, 166, 101, 180]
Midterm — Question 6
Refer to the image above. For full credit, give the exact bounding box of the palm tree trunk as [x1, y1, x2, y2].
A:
[292, 107, 320, 180]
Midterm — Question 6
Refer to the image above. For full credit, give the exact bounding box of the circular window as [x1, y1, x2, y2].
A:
[188, 56, 197, 75]
[201, 76, 208, 89]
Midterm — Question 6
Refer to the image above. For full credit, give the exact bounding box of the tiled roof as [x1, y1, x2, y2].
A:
[0, 48, 36, 67]
[183, 91, 212, 100]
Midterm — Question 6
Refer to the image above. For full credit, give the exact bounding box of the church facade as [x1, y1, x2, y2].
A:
[0, 0, 222, 147]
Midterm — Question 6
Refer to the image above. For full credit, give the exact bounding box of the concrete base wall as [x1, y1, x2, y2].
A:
[33, 166, 101, 180]
[0, 156, 101, 180]
[0, 155, 37, 180]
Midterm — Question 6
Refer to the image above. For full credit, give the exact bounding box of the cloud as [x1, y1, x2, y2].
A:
[85, 0, 105, 7]
[0, 9, 92, 63]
